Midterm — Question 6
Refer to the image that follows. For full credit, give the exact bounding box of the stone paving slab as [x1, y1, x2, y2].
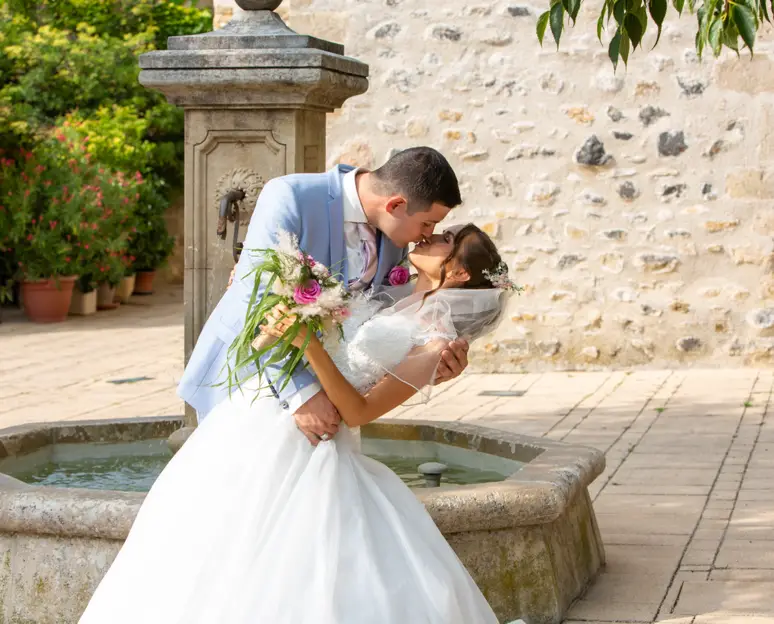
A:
[673, 582, 774, 616]
[1, 289, 774, 623]
[0, 287, 184, 429]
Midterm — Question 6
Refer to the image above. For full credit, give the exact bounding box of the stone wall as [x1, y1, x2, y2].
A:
[213, 0, 774, 370]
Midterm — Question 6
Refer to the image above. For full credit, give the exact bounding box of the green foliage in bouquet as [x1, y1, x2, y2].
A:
[225, 240, 350, 397]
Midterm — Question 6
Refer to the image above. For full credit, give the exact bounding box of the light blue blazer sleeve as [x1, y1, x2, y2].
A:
[232, 178, 318, 403]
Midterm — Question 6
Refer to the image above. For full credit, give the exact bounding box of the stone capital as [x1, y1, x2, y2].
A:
[138, 10, 368, 111]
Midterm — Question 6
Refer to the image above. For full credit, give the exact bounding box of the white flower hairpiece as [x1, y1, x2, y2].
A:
[482, 261, 522, 293]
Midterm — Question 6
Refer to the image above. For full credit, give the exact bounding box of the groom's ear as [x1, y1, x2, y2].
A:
[384, 195, 407, 215]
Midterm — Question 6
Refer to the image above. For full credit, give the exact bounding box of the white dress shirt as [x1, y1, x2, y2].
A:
[285, 168, 374, 415]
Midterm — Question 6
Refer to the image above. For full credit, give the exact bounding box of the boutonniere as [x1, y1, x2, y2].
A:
[387, 261, 411, 286]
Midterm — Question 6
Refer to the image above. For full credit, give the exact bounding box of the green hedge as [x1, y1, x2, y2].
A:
[0, 0, 211, 300]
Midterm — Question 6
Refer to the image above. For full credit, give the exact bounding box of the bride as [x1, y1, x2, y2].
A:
[79, 224, 519, 624]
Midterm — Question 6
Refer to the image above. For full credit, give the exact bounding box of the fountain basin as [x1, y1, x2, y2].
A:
[0, 416, 605, 624]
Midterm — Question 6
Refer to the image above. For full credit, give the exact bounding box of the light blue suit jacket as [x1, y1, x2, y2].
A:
[177, 165, 407, 418]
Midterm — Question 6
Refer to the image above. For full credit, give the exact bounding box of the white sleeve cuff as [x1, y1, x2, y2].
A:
[285, 382, 322, 415]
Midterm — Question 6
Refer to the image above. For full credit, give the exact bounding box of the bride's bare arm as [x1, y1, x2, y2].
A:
[302, 336, 443, 427]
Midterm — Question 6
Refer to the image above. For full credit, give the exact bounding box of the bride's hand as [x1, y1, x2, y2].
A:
[261, 303, 309, 349]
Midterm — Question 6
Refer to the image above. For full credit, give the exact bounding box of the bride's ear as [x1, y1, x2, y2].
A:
[446, 266, 471, 285]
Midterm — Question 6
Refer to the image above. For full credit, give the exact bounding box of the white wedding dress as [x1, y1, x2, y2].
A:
[79, 299, 500, 624]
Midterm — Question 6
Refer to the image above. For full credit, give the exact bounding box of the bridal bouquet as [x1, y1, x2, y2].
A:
[227, 231, 350, 393]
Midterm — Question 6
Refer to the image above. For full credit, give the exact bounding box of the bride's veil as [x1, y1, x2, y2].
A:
[362, 287, 510, 404]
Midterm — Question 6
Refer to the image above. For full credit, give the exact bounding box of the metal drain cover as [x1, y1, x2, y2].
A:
[478, 390, 526, 397]
[108, 376, 154, 385]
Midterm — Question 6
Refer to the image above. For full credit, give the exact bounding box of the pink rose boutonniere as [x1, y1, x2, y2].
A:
[388, 265, 411, 286]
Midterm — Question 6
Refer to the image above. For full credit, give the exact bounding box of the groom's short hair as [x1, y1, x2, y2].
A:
[371, 147, 462, 213]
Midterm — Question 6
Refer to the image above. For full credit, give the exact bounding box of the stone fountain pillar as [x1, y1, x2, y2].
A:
[138, 0, 369, 426]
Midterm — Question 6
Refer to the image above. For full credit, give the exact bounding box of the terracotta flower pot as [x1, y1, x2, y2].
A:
[133, 270, 156, 295]
[69, 287, 97, 316]
[117, 274, 136, 304]
[21, 276, 77, 323]
[97, 283, 119, 310]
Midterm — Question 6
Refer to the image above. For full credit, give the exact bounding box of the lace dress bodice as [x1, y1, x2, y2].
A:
[328, 299, 418, 394]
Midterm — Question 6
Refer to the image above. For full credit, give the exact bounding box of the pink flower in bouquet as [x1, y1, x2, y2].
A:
[388, 265, 410, 286]
[293, 280, 322, 305]
[331, 306, 351, 325]
[297, 251, 316, 267]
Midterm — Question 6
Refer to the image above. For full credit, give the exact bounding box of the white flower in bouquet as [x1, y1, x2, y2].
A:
[312, 263, 330, 279]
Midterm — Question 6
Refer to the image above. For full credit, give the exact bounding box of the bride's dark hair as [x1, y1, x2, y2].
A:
[422, 224, 503, 303]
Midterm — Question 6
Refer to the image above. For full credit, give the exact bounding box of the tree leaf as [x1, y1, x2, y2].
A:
[620, 27, 631, 64]
[701, 0, 721, 52]
[536, 10, 550, 44]
[696, 20, 706, 57]
[550, 1, 565, 45]
[608, 29, 622, 67]
[708, 15, 723, 55]
[649, 0, 667, 46]
[625, 12, 645, 48]
[563, 0, 581, 23]
[723, 19, 741, 56]
[673, 0, 685, 13]
[706, 0, 721, 23]
[698, 2, 713, 54]
[597, 6, 607, 41]
[637, 4, 649, 37]
[614, 0, 626, 23]
[694, 4, 706, 56]
[732, 3, 758, 53]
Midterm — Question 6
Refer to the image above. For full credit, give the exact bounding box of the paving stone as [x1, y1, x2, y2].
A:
[694, 615, 774, 623]
[581, 571, 671, 604]
[567, 599, 660, 622]
[716, 540, 774, 569]
[673, 581, 774, 615]
[711, 569, 774, 581]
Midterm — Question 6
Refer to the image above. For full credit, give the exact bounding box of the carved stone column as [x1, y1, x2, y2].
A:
[139, 0, 368, 425]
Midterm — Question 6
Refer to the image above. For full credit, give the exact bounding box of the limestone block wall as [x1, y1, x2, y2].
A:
[213, 0, 774, 370]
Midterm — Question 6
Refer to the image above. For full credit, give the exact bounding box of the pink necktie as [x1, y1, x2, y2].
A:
[349, 223, 378, 291]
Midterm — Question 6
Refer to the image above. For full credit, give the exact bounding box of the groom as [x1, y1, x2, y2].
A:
[177, 147, 470, 445]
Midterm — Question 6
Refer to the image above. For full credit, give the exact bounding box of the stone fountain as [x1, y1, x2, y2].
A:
[0, 416, 605, 624]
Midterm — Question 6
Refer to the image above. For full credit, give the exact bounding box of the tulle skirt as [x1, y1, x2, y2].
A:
[79, 392, 500, 623]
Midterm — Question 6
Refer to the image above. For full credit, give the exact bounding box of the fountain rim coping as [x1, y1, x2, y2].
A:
[0, 416, 605, 540]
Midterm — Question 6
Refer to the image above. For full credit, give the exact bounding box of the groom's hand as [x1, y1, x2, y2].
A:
[294, 391, 341, 446]
[434, 338, 469, 385]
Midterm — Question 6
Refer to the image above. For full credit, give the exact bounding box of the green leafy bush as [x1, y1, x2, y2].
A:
[1, 132, 140, 289]
[0, 0, 211, 299]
